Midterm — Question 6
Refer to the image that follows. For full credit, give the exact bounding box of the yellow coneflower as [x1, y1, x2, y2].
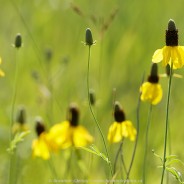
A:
[152, 19, 184, 69]
[108, 102, 137, 143]
[48, 103, 93, 149]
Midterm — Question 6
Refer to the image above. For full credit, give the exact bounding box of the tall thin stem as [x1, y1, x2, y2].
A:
[143, 104, 153, 184]
[87, 46, 113, 177]
[9, 50, 19, 184]
[125, 74, 144, 183]
[160, 64, 173, 184]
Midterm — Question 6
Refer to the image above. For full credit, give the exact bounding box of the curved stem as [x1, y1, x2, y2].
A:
[87, 46, 113, 177]
[160, 64, 173, 184]
[143, 104, 153, 184]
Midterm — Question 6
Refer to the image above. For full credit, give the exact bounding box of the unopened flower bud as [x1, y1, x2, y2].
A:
[15, 33, 22, 48]
[16, 106, 26, 125]
[89, 89, 96, 106]
[85, 28, 94, 46]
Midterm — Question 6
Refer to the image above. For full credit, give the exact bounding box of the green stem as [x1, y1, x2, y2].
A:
[114, 140, 124, 174]
[9, 50, 19, 184]
[125, 74, 144, 183]
[87, 46, 113, 177]
[160, 64, 173, 184]
[143, 104, 153, 184]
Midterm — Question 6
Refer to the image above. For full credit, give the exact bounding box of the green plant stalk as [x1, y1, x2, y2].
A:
[114, 140, 124, 175]
[9, 51, 19, 184]
[143, 104, 153, 184]
[125, 73, 144, 183]
[160, 64, 173, 184]
[87, 46, 113, 177]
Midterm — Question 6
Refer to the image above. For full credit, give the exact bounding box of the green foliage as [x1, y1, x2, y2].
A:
[7, 131, 30, 154]
[79, 144, 110, 164]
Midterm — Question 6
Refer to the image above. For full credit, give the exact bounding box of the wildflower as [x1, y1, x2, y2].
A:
[108, 102, 137, 143]
[32, 117, 57, 160]
[140, 63, 162, 105]
[152, 19, 184, 69]
[0, 58, 5, 77]
[48, 103, 93, 149]
[12, 106, 29, 134]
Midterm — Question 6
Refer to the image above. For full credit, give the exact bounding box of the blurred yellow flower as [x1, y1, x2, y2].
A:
[32, 132, 51, 160]
[48, 121, 93, 149]
[48, 104, 93, 149]
[0, 58, 5, 77]
[140, 82, 162, 105]
[152, 46, 184, 69]
[140, 63, 163, 105]
[107, 102, 136, 143]
[108, 121, 136, 143]
[32, 117, 57, 160]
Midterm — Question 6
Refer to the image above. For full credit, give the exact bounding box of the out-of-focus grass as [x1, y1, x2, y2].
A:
[0, 0, 184, 183]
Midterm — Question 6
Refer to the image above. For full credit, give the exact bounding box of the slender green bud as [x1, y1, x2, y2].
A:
[114, 101, 126, 123]
[16, 106, 26, 125]
[89, 89, 96, 106]
[15, 33, 22, 48]
[85, 28, 93, 46]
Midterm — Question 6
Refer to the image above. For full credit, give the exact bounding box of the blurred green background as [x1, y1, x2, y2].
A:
[0, 0, 184, 183]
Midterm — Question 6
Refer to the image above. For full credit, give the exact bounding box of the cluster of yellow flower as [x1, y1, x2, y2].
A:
[31, 102, 137, 160]
[140, 19, 184, 105]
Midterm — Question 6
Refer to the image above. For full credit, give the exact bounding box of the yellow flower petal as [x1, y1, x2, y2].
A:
[152, 48, 163, 63]
[153, 46, 184, 69]
[48, 121, 93, 149]
[73, 125, 94, 147]
[32, 133, 50, 160]
[107, 121, 136, 143]
[140, 82, 162, 105]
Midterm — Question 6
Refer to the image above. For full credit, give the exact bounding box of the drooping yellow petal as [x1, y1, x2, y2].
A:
[32, 133, 50, 160]
[123, 121, 137, 141]
[48, 121, 72, 149]
[152, 48, 163, 63]
[140, 82, 162, 105]
[107, 121, 136, 143]
[73, 125, 94, 147]
[107, 122, 122, 143]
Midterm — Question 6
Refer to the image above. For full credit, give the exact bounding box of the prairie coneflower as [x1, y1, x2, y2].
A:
[152, 19, 184, 69]
[140, 63, 163, 105]
[108, 102, 137, 143]
[32, 117, 57, 160]
[48, 103, 93, 149]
